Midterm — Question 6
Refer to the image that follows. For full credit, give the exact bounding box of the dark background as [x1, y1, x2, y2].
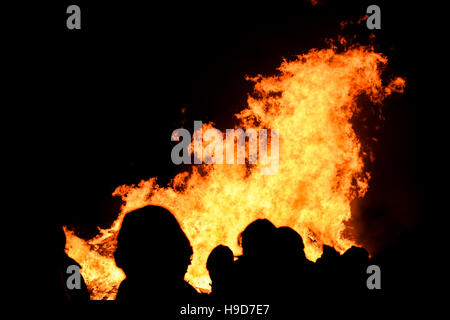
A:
[16, 0, 439, 289]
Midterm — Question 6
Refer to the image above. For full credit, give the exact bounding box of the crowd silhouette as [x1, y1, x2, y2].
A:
[54, 204, 426, 311]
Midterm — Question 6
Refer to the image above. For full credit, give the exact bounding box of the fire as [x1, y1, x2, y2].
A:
[64, 41, 405, 299]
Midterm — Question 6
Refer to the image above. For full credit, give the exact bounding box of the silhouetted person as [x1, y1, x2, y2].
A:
[274, 227, 306, 260]
[233, 219, 278, 300]
[272, 227, 315, 298]
[206, 245, 235, 300]
[316, 245, 341, 265]
[315, 245, 341, 297]
[53, 224, 90, 301]
[114, 205, 199, 305]
[341, 246, 370, 295]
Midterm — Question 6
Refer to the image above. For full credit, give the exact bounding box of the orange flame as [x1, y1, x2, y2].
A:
[64, 42, 405, 299]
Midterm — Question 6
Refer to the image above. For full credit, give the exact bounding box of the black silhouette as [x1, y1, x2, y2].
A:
[114, 205, 200, 304]
[53, 209, 429, 315]
[315, 244, 342, 297]
[341, 246, 370, 294]
[206, 245, 235, 299]
[272, 227, 316, 299]
[232, 219, 278, 300]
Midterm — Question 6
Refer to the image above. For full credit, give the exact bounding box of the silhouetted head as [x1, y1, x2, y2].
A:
[342, 246, 369, 265]
[274, 226, 305, 259]
[238, 219, 277, 258]
[206, 245, 234, 283]
[317, 245, 340, 264]
[114, 205, 192, 286]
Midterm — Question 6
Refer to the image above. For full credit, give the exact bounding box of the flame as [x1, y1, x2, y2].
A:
[64, 41, 405, 299]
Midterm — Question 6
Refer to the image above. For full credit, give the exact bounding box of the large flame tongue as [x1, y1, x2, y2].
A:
[65, 42, 405, 300]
